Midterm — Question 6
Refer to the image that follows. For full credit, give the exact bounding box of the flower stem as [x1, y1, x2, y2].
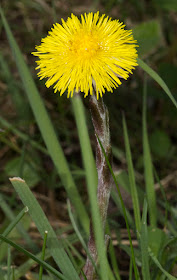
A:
[83, 92, 113, 279]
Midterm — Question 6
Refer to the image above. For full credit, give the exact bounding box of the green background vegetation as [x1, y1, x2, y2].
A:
[0, 0, 177, 279]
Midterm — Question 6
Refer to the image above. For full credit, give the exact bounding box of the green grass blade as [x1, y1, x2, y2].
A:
[30, 274, 53, 280]
[0, 116, 48, 155]
[138, 58, 177, 109]
[65, 236, 84, 261]
[39, 231, 48, 280]
[122, 115, 141, 234]
[71, 95, 98, 204]
[142, 77, 157, 228]
[106, 223, 121, 280]
[12, 267, 15, 280]
[0, 5, 88, 232]
[9, 177, 80, 280]
[154, 169, 169, 228]
[0, 206, 28, 245]
[0, 234, 67, 280]
[140, 198, 150, 280]
[0, 52, 26, 117]
[83, 182, 110, 280]
[129, 258, 133, 280]
[0, 193, 37, 250]
[65, 244, 81, 273]
[97, 136, 140, 280]
[0, 270, 5, 280]
[108, 266, 117, 280]
[86, 193, 110, 280]
[148, 247, 177, 280]
[111, 189, 134, 228]
[67, 200, 98, 275]
[9, 249, 51, 280]
[7, 246, 11, 280]
[108, 242, 121, 280]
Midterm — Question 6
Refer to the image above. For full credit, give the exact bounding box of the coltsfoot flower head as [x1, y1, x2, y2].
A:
[32, 12, 138, 99]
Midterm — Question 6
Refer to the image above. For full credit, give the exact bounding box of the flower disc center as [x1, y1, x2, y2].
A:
[69, 32, 100, 58]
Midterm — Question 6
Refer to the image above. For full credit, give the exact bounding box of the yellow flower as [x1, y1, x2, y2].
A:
[32, 12, 138, 99]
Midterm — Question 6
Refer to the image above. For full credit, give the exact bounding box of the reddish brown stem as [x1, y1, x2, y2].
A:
[82, 92, 112, 280]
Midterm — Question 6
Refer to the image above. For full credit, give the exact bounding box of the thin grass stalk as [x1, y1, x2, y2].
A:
[142, 76, 157, 228]
[106, 223, 121, 280]
[0, 194, 37, 250]
[128, 259, 133, 280]
[11, 250, 51, 280]
[7, 246, 11, 280]
[71, 94, 98, 220]
[0, 206, 28, 246]
[39, 231, 48, 280]
[148, 247, 176, 280]
[12, 267, 15, 280]
[67, 200, 98, 273]
[154, 169, 169, 228]
[0, 234, 67, 280]
[122, 115, 141, 234]
[138, 58, 177, 109]
[83, 92, 112, 280]
[140, 198, 150, 280]
[0, 116, 48, 155]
